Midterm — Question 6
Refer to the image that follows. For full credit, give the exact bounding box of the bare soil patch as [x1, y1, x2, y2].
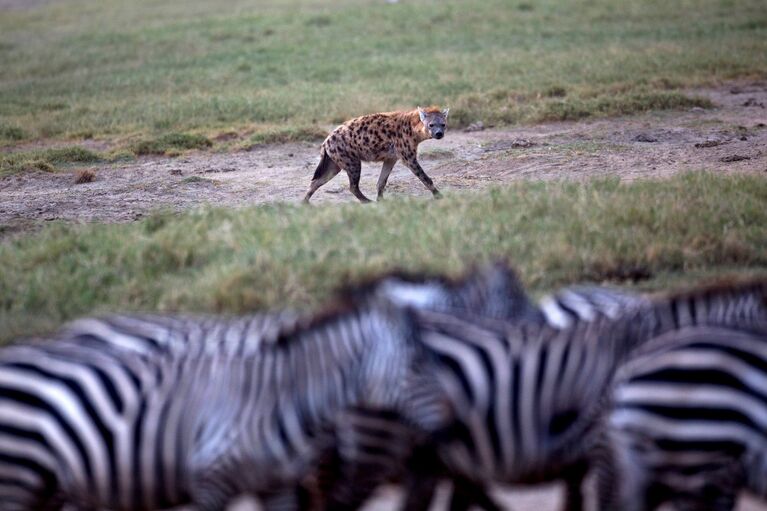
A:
[1, 83, 765, 231]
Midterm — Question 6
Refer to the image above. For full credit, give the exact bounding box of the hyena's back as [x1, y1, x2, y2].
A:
[323, 112, 406, 165]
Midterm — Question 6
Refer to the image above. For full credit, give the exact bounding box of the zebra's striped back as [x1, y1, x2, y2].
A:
[61, 309, 301, 358]
[538, 285, 648, 329]
[601, 323, 767, 510]
[402, 278, 767, 497]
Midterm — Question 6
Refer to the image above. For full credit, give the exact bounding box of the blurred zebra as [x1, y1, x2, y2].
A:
[0, 293, 451, 511]
[598, 314, 767, 509]
[398, 278, 767, 511]
[311, 268, 649, 510]
[0, 262, 538, 511]
[380, 278, 648, 510]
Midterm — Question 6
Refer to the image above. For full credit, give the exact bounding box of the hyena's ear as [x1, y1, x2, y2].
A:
[441, 108, 449, 119]
[417, 106, 426, 123]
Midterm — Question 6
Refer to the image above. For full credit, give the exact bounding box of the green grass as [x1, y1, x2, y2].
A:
[1, 172, 766, 343]
[245, 125, 327, 148]
[0, 0, 765, 147]
[130, 132, 213, 155]
[0, 146, 104, 175]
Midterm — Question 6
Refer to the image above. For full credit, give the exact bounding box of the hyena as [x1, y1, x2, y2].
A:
[303, 106, 449, 203]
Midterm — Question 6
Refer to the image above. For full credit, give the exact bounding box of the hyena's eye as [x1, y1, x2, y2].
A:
[429, 123, 435, 128]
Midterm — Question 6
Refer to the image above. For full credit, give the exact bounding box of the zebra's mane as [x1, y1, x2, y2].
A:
[655, 277, 767, 304]
[336, 269, 465, 300]
[269, 261, 525, 347]
[335, 260, 527, 305]
[270, 298, 364, 346]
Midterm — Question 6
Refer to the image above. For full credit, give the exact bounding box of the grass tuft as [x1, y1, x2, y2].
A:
[0, 125, 27, 142]
[451, 91, 713, 126]
[245, 126, 327, 148]
[130, 133, 212, 156]
[44, 147, 103, 164]
[0, 146, 103, 176]
[181, 175, 212, 184]
[1, 172, 765, 342]
[536, 92, 713, 122]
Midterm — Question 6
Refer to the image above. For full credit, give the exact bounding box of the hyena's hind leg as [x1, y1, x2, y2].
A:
[303, 153, 342, 203]
[345, 160, 372, 203]
[376, 158, 397, 201]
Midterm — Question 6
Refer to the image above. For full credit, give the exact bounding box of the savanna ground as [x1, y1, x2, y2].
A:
[1, 0, 767, 509]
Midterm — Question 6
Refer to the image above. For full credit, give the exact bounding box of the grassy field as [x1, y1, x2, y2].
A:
[1, 0, 766, 156]
[1, 0, 766, 342]
[2, 172, 766, 343]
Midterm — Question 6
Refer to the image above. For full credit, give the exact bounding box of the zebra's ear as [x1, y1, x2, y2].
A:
[463, 260, 540, 322]
[378, 279, 442, 309]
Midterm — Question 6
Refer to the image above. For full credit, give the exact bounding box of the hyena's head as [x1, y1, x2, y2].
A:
[418, 106, 449, 140]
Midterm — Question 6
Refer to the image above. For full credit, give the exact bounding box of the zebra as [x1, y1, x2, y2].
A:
[596, 308, 767, 509]
[0, 261, 542, 511]
[305, 267, 650, 510]
[394, 278, 767, 511]
[0, 292, 453, 511]
[380, 278, 649, 510]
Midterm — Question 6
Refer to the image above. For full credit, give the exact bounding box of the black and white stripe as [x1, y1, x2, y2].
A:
[0, 262, 529, 511]
[318, 269, 649, 510]
[399, 279, 767, 511]
[599, 315, 767, 509]
[0, 297, 447, 510]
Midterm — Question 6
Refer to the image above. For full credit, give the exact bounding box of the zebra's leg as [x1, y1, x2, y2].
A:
[562, 460, 588, 511]
[400, 475, 439, 511]
[593, 437, 647, 511]
[449, 477, 502, 511]
[259, 486, 310, 511]
[671, 466, 741, 511]
[400, 442, 443, 511]
[322, 409, 412, 510]
[188, 472, 237, 511]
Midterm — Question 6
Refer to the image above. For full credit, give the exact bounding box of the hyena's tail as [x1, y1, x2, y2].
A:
[312, 150, 333, 181]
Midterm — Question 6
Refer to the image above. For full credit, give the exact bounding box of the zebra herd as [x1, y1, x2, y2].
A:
[1, 262, 766, 511]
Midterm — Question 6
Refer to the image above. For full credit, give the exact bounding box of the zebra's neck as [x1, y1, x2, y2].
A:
[207, 303, 415, 466]
[616, 281, 767, 359]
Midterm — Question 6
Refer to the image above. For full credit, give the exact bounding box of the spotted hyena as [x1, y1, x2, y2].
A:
[303, 106, 449, 203]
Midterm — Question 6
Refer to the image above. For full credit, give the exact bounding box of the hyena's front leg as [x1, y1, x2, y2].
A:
[399, 150, 440, 198]
[344, 159, 372, 203]
[376, 158, 397, 201]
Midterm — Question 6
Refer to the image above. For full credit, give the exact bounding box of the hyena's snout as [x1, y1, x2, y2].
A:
[433, 130, 444, 140]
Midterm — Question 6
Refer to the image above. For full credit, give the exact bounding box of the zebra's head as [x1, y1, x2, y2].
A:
[339, 261, 543, 323]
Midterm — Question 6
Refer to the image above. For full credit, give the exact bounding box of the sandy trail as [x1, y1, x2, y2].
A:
[1, 83, 765, 231]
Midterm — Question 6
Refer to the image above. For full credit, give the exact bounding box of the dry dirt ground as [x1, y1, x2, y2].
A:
[4, 84, 767, 511]
[1, 83, 766, 230]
